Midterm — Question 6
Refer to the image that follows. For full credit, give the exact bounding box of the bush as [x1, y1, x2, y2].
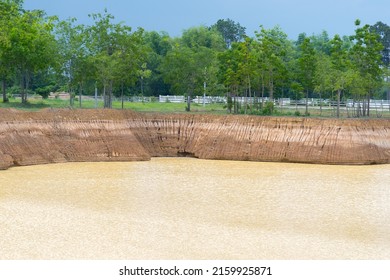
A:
[262, 101, 275, 115]
[150, 96, 157, 103]
[35, 85, 59, 99]
[6, 86, 22, 98]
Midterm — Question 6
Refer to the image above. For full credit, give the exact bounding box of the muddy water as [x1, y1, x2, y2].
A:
[1, 158, 390, 259]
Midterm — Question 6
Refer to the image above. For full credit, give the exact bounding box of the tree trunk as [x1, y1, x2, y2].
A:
[387, 88, 390, 102]
[121, 82, 124, 110]
[248, 76, 252, 113]
[94, 85, 98, 109]
[103, 84, 107, 108]
[108, 80, 113, 109]
[261, 74, 265, 109]
[227, 92, 231, 114]
[305, 89, 309, 116]
[70, 91, 74, 107]
[337, 89, 341, 118]
[2, 79, 8, 103]
[244, 88, 247, 115]
[79, 83, 82, 108]
[21, 73, 27, 104]
[186, 95, 191, 112]
[319, 92, 322, 116]
[269, 69, 274, 101]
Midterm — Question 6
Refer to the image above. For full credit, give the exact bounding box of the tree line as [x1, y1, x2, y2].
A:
[1, 0, 389, 117]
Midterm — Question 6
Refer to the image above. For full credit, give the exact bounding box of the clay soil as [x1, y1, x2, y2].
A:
[1, 108, 389, 170]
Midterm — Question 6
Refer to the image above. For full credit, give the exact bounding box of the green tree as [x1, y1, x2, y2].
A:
[1, 0, 57, 103]
[314, 52, 332, 115]
[370, 21, 390, 66]
[255, 26, 290, 102]
[370, 21, 390, 99]
[350, 20, 384, 116]
[211, 18, 246, 49]
[114, 27, 146, 108]
[310, 30, 331, 54]
[161, 27, 223, 111]
[298, 37, 316, 115]
[0, 0, 22, 102]
[330, 34, 349, 118]
[218, 44, 241, 113]
[143, 31, 172, 96]
[55, 18, 89, 106]
[86, 10, 146, 108]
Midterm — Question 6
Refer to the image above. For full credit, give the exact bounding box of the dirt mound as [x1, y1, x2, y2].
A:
[1, 109, 389, 170]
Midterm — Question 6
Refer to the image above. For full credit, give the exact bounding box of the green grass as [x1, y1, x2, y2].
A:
[0, 97, 228, 114]
[1, 97, 389, 118]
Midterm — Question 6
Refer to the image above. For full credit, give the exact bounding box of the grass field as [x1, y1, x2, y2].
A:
[1, 97, 390, 118]
[0, 97, 229, 114]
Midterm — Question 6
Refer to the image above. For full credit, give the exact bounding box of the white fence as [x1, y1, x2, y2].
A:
[346, 99, 390, 109]
[159, 95, 185, 103]
[159, 95, 292, 105]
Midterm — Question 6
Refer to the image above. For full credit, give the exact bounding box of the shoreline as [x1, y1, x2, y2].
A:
[1, 108, 390, 170]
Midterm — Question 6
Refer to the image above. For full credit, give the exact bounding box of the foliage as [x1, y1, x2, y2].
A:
[161, 27, 223, 111]
[297, 37, 316, 115]
[350, 20, 384, 116]
[255, 26, 290, 101]
[210, 18, 246, 49]
[0, 2, 388, 118]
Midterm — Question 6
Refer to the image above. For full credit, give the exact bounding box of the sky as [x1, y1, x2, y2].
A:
[23, 0, 389, 39]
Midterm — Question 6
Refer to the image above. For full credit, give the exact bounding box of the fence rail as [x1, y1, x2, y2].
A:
[13, 94, 390, 110]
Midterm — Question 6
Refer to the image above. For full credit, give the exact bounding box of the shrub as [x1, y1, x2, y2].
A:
[262, 101, 275, 115]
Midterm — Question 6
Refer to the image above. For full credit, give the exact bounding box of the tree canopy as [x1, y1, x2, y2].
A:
[0, 0, 387, 117]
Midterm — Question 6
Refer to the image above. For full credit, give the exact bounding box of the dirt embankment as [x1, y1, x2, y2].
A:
[1, 109, 389, 170]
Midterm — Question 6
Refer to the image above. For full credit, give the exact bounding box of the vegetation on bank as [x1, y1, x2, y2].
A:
[2, 97, 390, 118]
[0, 0, 389, 118]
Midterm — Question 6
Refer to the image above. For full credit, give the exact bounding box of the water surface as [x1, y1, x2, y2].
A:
[1, 158, 389, 259]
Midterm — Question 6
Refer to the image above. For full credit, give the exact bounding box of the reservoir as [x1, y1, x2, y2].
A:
[1, 158, 390, 259]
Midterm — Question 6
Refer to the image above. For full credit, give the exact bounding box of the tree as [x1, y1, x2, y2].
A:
[211, 19, 246, 49]
[86, 10, 146, 108]
[370, 21, 390, 99]
[298, 37, 316, 115]
[255, 26, 290, 102]
[330, 34, 349, 118]
[55, 18, 89, 106]
[161, 27, 223, 111]
[142, 31, 172, 96]
[218, 44, 241, 113]
[350, 19, 384, 116]
[310, 30, 331, 55]
[137, 63, 152, 96]
[236, 37, 256, 113]
[0, 0, 22, 102]
[113, 27, 146, 108]
[370, 21, 390, 66]
[314, 52, 332, 115]
[8, 8, 57, 103]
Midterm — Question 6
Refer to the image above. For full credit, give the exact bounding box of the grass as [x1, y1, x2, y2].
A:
[1, 97, 390, 118]
[0, 97, 228, 114]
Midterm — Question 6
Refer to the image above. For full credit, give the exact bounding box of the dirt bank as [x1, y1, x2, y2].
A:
[1, 109, 389, 170]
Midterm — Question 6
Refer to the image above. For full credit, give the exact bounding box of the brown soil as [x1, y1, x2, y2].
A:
[1, 108, 389, 170]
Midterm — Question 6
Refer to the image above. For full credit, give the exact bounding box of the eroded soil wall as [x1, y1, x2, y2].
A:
[1, 109, 389, 170]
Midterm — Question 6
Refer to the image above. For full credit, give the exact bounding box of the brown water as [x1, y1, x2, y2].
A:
[1, 158, 390, 260]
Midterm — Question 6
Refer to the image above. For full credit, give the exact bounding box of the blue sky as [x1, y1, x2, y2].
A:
[23, 0, 389, 39]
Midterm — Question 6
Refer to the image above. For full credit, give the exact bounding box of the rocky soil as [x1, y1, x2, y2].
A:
[1, 109, 389, 170]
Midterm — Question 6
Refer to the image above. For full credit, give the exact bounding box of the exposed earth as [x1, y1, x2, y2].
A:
[1, 109, 390, 170]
